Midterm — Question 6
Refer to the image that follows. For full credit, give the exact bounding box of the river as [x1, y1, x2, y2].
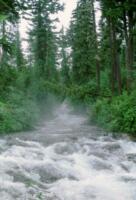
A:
[0, 103, 136, 200]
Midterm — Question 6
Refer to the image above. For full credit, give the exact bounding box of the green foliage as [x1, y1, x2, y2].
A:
[91, 91, 136, 134]
[0, 67, 39, 134]
[0, 65, 64, 134]
[68, 0, 96, 84]
[0, 0, 64, 134]
[0, 0, 136, 137]
[67, 81, 98, 104]
[0, 15, 7, 21]
[65, 0, 136, 137]
[28, 0, 63, 81]
[100, 70, 111, 97]
[59, 28, 70, 86]
[0, 91, 39, 133]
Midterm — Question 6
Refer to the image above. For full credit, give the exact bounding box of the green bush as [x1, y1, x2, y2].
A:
[91, 91, 136, 135]
[0, 66, 65, 134]
[0, 90, 40, 133]
[67, 81, 98, 104]
[90, 98, 111, 127]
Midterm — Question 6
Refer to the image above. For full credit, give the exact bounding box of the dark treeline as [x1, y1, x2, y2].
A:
[0, 0, 136, 134]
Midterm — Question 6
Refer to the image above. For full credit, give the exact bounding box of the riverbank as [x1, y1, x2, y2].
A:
[89, 91, 136, 136]
[67, 85, 136, 137]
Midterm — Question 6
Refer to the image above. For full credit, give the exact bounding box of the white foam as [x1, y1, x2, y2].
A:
[0, 103, 136, 199]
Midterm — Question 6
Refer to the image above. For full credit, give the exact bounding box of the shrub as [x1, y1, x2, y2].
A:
[91, 91, 136, 135]
[67, 81, 98, 104]
[0, 90, 40, 133]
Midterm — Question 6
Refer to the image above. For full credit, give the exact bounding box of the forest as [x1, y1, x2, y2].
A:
[0, 0, 136, 135]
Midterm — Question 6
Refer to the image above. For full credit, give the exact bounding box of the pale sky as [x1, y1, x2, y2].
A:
[57, 0, 78, 30]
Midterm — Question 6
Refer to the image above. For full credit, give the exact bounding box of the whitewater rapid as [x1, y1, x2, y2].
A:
[0, 103, 136, 200]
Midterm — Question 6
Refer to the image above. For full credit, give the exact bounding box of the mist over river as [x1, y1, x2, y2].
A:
[0, 103, 136, 200]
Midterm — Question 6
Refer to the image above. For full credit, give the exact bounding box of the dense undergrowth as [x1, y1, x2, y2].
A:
[67, 83, 136, 136]
[0, 94, 39, 133]
[0, 67, 62, 134]
[0, 68, 38, 133]
[91, 91, 136, 135]
[0, 66, 135, 136]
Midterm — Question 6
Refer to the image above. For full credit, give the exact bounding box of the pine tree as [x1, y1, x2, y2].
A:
[99, 0, 122, 95]
[60, 27, 70, 86]
[14, 23, 24, 69]
[0, 0, 22, 66]
[99, 0, 136, 95]
[28, 0, 63, 81]
[69, 0, 98, 85]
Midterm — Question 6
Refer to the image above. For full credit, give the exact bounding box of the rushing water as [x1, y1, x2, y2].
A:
[0, 103, 136, 200]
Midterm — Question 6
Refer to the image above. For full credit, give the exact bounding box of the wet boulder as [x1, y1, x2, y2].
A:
[102, 142, 121, 152]
[127, 153, 136, 163]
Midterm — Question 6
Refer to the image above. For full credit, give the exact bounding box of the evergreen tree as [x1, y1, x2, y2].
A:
[28, 0, 63, 81]
[69, 0, 97, 84]
[14, 23, 24, 68]
[60, 27, 70, 86]
[0, 0, 24, 66]
[99, 0, 136, 94]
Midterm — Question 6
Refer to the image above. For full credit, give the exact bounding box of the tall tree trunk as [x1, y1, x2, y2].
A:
[108, 17, 115, 95]
[109, 17, 122, 95]
[127, 9, 134, 91]
[123, 8, 134, 92]
[123, 10, 129, 91]
[91, 0, 100, 93]
[1, 20, 6, 65]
